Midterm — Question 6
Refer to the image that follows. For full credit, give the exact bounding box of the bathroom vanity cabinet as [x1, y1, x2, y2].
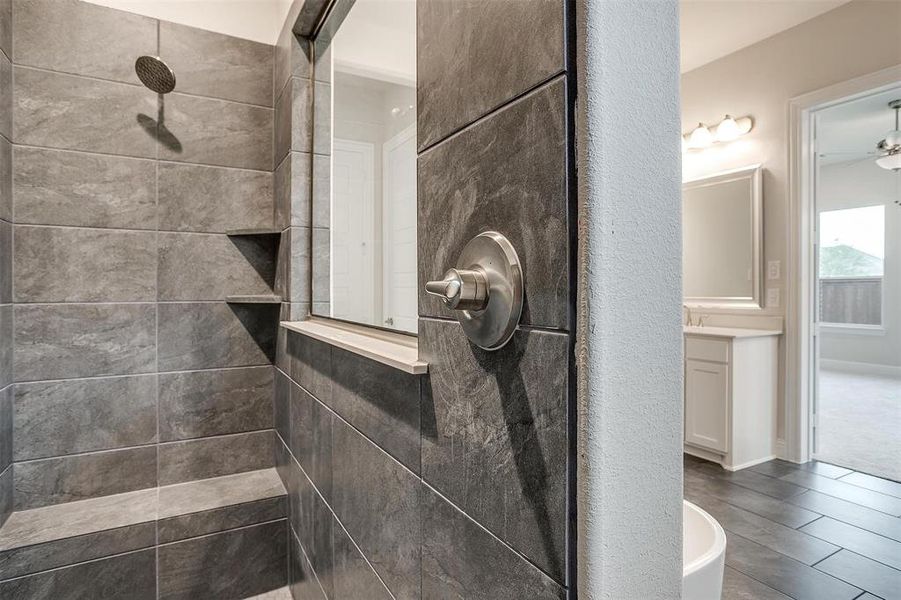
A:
[683, 326, 782, 471]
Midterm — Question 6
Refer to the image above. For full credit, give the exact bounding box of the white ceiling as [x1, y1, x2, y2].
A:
[817, 87, 901, 165]
[680, 0, 852, 73]
[332, 0, 416, 86]
[83, 0, 293, 44]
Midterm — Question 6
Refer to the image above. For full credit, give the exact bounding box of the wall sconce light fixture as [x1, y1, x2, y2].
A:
[683, 115, 753, 150]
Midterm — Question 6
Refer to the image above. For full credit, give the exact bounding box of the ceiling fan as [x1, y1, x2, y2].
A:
[875, 99, 901, 171]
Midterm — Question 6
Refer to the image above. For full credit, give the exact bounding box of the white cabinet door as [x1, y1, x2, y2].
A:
[685, 359, 729, 453]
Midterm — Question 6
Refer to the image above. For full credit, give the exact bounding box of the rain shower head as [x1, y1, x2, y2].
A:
[135, 55, 176, 94]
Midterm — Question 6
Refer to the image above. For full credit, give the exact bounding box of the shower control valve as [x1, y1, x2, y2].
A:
[423, 231, 523, 351]
[425, 268, 489, 311]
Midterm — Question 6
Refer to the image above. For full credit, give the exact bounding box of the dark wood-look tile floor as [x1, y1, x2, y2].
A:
[684, 455, 901, 600]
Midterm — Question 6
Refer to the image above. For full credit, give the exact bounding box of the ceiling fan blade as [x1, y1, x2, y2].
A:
[819, 151, 877, 156]
[831, 155, 878, 168]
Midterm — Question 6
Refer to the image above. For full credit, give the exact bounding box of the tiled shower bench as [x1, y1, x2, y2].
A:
[0, 469, 290, 598]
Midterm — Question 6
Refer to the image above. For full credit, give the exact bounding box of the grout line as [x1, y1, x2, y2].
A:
[156, 517, 287, 548]
[8, 223, 277, 235]
[1, 518, 157, 554]
[418, 314, 571, 336]
[275, 367, 418, 480]
[291, 524, 332, 600]
[689, 466, 901, 596]
[812, 547, 901, 589]
[722, 559, 805, 599]
[423, 479, 565, 587]
[5, 471, 285, 558]
[284, 446, 397, 600]
[12, 429, 272, 466]
[12, 363, 272, 386]
[810, 546, 843, 568]
[798, 514, 826, 530]
[14, 142, 275, 174]
[1, 518, 289, 585]
[277, 365, 566, 589]
[14, 300, 261, 305]
[156, 427, 274, 447]
[11, 63, 146, 89]
[12, 138, 271, 172]
[13, 142, 156, 163]
[12, 63, 274, 110]
[0, 546, 156, 584]
[13, 442, 159, 465]
[417, 71, 567, 157]
[165, 88, 275, 111]
[12, 364, 271, 386]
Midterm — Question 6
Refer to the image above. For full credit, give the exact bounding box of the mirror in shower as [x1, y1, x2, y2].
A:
[311, 0, 418, 334]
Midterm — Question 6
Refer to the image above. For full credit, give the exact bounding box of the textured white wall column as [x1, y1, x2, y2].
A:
[575, 0, 683, 598]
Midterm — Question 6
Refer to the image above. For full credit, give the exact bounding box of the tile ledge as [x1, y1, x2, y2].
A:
[0, 468, 285, 552]
[280, 317, 428, 375]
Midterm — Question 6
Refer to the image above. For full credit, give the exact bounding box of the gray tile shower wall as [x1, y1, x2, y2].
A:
[275, 0, 573, 597]
[416, 0, 565, 151]
[273, 22, 312, 323]
[276, 328, 568, 600]
[416, 0, 571, 592]
[417, 77, 568, 329]
[0, 0, 11, 528]
[419, 319, 569, 581]
[6, 0, 279, 521]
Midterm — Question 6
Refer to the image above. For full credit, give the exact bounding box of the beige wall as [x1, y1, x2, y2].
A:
[681, 0, 901, 442]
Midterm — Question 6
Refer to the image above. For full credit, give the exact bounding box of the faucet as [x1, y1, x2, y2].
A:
[683, 304, 693, 327]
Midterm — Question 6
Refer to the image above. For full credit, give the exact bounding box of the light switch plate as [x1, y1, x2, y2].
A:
[767, 288, 780, 308]
[767, 260, 781, 280]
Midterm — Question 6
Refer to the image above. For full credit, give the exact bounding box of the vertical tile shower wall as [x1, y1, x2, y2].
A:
[0, 0, 12, 530]
[275, 1, 573, 599]
[2, 0, 287, 569]
[8, 0, 278, 511]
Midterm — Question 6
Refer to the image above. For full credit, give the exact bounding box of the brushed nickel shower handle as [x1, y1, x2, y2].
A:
[425, 268, 489, 311]
[425, 232, 523, 351]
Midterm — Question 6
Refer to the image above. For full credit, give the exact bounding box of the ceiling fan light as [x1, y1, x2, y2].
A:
[687, 123, 713, 149]
[884, 129, 901, 148]
[876, 152, 901, 171]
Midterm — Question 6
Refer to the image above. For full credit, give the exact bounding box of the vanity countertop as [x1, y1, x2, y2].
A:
[683, 325, 783, 338]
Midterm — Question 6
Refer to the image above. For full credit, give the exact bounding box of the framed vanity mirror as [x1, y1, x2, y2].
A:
[683, 165, 763, 308]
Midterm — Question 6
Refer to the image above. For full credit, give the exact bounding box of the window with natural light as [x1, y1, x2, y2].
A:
[818, 205, 885, 326]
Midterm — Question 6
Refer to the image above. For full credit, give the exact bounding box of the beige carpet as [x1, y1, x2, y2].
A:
[816, 369, 901, 482]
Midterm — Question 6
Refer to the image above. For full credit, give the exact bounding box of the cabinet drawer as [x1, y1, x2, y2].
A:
[685, 337, 730, 363]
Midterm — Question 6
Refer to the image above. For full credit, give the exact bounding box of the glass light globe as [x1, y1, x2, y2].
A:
[884, 129, 901, 148]
[715, 115, 742, 142]
[876, 152, 901, 171]
[687, 123, 713, 149]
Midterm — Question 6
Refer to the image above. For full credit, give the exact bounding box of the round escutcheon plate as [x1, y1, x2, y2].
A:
[455, 232, 523, 350]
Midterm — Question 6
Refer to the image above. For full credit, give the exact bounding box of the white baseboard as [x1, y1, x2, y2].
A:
[726, 455, 776, 472]
[820, 359, 901, 378]
[683, 445, 723, 465]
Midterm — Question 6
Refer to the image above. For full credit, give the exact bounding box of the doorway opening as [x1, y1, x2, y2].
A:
[807, 85, 901, 482]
